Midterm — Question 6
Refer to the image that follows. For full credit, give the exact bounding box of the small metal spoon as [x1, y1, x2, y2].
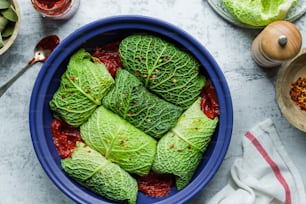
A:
[0, 35, 60, 97]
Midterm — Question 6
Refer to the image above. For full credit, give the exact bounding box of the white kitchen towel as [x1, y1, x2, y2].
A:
[207, 119, 306, 204]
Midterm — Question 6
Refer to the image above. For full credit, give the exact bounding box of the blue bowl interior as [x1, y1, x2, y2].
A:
[29, 15, 233, 204]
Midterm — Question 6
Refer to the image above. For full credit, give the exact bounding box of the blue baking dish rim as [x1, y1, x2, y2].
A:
[29, 15, 233, 204]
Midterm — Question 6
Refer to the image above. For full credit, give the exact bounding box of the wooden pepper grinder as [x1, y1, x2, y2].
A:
[251, 20, 302, 68]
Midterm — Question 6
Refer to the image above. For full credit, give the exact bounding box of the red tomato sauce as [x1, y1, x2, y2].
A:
[201, 80, 220, 119]
[28, 35, 60, 65]
[36, 35, 60, 52]
[36, 0, 66, 9]
[136, 172, 175, 197]
[51, 119, 82, 159]
[91, 41, 122, 77]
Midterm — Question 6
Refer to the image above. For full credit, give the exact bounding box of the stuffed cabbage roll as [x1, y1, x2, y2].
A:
[102, 69, 183, 138]
[49, 48, 114, 127]
[119, 34, 206, 109]
[152, 98, 218, 190]
[62, 142, 137, 204]
[80, 105, 157, 176]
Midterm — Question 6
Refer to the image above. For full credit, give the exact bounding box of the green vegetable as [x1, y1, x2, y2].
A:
[1, 5, 18, 22]
[0, 0, 10, 9]
[102, 69, 183, 138]
[0, 0, 18, 48]
[0, 15, 7, 33]
[62, 142, 137, 204]
[49, 49, 114, 127]
[223, 0, 297, 26]
[80, 105, 157, 176]
[1, 21, 13, 37]
[119, 34, 206, 109]
[152, 98, 218, 190]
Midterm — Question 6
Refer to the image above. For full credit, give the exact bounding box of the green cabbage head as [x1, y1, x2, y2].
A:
[223, 0, 297, 26]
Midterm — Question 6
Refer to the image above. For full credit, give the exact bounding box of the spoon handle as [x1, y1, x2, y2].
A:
[0, 63, 33, 97]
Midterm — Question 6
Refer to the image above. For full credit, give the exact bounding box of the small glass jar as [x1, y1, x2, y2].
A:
[31, 0, 80, 20]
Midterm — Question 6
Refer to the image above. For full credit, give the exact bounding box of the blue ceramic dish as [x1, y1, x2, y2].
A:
[29, 15, 233, 204]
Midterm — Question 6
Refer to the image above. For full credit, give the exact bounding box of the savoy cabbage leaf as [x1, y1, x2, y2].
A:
[223, 0, 297, 26]
[80, 105, 157, 176]
[119, 34, 206, 109]
[49, 48, 114, 127]
[102, 69, 183, 138]
[62, 142, 137, 204]
[152, 98, 218, 190]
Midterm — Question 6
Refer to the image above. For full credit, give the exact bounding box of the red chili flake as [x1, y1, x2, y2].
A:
[177, 149, 182, 153]
[136, 57, 145, 61]
[137, 172, 175, 198]
[61, 94, 66, 99]
[135, 71, 141, 77]
[69, 76, 75, 82]
[86, 89, 91, 94]
[290, 77, 306, 111]
[169, 144, 174, 149]
[164, 56, 170, 60]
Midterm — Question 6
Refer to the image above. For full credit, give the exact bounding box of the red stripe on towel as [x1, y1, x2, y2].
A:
[245, 131, 291, 204]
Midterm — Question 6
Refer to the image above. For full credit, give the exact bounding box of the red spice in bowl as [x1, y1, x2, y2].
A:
[289, 77, 306, 110]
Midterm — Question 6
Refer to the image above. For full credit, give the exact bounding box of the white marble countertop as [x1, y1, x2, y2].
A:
[1, 0, 306, 203]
